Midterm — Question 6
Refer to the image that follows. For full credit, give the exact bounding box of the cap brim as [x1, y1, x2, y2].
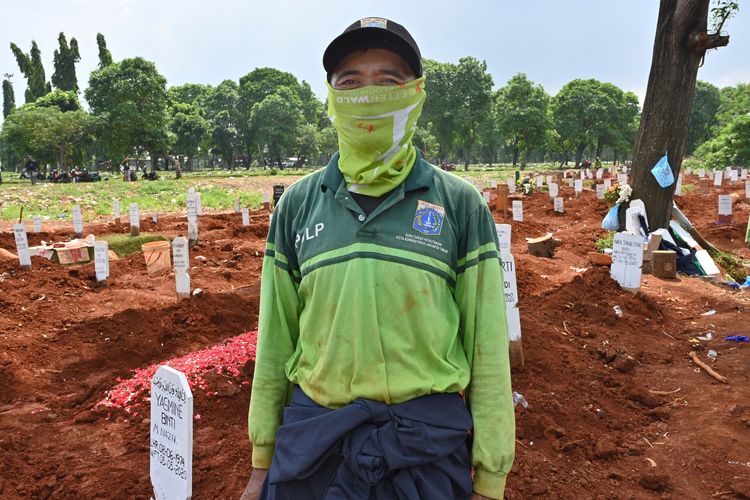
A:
[323, 28, 422, 79]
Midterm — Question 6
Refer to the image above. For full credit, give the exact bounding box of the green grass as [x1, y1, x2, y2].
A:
[595, 231, 616, 252]
[99, 233, 170, 257]
[708, 249, 750, 283]
[0, 173, 275, 221]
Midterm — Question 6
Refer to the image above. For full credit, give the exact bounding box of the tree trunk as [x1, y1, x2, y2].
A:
[574, 145, 585, 168]
[512, 147, 519, 166]
[628, 0, 729, 231]
[463, 144, 472, 171]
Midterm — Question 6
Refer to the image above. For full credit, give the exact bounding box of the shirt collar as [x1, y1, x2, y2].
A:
[320, 150, 434, 193]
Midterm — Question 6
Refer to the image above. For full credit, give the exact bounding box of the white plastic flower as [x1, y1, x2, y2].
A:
[616, 184, 632, 204]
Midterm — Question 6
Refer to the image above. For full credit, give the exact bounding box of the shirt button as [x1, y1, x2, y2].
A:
[357, 214, 366, 222]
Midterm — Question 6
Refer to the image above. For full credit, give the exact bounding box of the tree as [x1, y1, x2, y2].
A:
[2, 77, 15, 118]
[170, 110, 209, 169]
[453, 57, 493, 170]
[715, 82, 750, 128]
[204, 79, 240, 169]
[552, 79, 608, 167]
[10, 40, 51, 103]
[1, 105, 96, 168]
[414, 124, 440, 164]
[51, 33, 81, 92]
[687, 80, 721, 153]
[96, 33, 113, 69]
[250, 87, 304, 168]
[420, 59, 458, 162]
[85, 57, 168, 167]
[628, 0, 733, 231]
[695, 114, 750, 169]
[495, 73, 550, 167]
[295, 123, 323, 167]
[34, 89, 81, 112]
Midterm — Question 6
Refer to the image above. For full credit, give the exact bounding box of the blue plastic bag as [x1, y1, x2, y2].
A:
[602, 204, 620, 230]
[651, 153, 675, 188]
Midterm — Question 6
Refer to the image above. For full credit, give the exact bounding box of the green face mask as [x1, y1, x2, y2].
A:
[327, 76, 426, 196]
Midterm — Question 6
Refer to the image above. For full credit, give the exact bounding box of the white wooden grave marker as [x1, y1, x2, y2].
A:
[718, 194, 733, 224]
[94, 241, 110, 283]
[482, 191, 491, 204]
[262, 191, 270, 211]
[611, 232, 644, 290]
[596, 169, 603, 180]
[507, 179, 516, 194]
[172, 236, 190, 299]
[512, 200, 523, 222]
[12, 223, 31, 270]
[603, 179, 612, 190]
[548, 183, 559, 198]
[574, 179, 583, 194]
[741, 168, 748, 181]
[545, 175, 553, 186]
[674, 175, 682, 196]
[234, 199, 241, 213]
[553, 197, 564, 213]
[494, 224, 511, 253]
[130, 203, 140, 236]
[242, 208, 250, 226]
[195, 192, 203, 216]
[72, 205, 83, 236]
[114, 199, 121, 224]
[713, 170, 723, 187]
[596, 184, 605, 199]
[536, 177, 544, 188]
[617, 173, 628, 185]
[153, 212, 158, 224]
[746, 181, 750, 199]
[730, 169, 739, 183]
[150, 365, 193, 500]
[499, 230, 522, 367]
[698, 168, 706, 179]
[186, 188, 197, 218]
[32, 216, 42, 233]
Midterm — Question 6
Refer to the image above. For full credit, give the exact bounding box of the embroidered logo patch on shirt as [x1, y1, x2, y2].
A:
[413, 200, 445, 236]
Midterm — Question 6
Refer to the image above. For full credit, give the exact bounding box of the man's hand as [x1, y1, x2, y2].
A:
[239, 468, 268, 500]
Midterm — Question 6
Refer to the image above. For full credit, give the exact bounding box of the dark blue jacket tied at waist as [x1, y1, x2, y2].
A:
[260, 386, 474, 500]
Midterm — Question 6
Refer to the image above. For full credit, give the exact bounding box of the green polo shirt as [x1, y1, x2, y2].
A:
[249, 151, 515, 498]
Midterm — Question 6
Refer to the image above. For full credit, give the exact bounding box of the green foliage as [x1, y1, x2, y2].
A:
[708, 249, 749, 283]
[250, 86, 304, 167]
[595, 231, 616, 252]
[716, 83, 750, 128]
[100, 233, 169, 257]
[495, 73, 549, 166]
[420, 59, 458, 161]
[688, 81, 721, 153]
[1, 105, 97, 167]
[96, 33, 113, 69]
[710, 0, 740, 33]
[34, 90, 81, 112]
[2, 78, 15, 118]
[551, 79, 639, 166]
[51, 33, 81, 92]
[414, 124, 440, 163]
[453, 57, 494, 170]
[10, 40, 51, 103]
[694, 114, 750, 169]
[85, 57, 169, 164]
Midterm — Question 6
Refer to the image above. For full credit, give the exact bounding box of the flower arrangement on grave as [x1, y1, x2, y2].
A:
[604, 183, 632, 205]
[517, 178, 534, 196]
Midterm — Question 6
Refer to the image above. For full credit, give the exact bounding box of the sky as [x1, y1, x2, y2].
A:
[1, 0, 749, 123]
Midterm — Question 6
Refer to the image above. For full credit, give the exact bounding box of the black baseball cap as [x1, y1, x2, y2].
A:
[323, 17, 422, 81]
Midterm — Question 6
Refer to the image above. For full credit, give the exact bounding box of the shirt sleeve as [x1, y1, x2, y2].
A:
[248, 198, 301, 468]
[454, 202, 516, 499]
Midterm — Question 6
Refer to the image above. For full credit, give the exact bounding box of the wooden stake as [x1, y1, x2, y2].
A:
[652, 250, 677, 279]
[689, 351, 727, 384]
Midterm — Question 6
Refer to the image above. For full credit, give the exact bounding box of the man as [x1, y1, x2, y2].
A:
[25, 156, 39, 185]
[243, 18, 514, 500]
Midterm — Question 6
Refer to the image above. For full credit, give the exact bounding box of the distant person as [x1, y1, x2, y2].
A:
[25, 156, 40, 185]
[242, 17, 514, 500]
